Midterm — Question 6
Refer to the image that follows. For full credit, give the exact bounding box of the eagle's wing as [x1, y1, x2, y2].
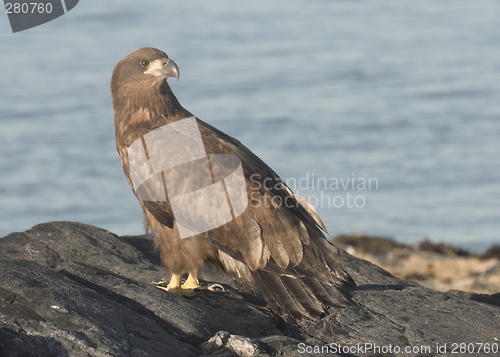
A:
[129, 116, 354, 318]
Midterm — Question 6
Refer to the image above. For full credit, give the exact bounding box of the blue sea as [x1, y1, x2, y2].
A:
[0, 0, 499, 251]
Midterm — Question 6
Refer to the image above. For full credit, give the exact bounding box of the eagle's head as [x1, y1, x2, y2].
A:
[111, 47, 183, 122]
[112, 47, 179, 89]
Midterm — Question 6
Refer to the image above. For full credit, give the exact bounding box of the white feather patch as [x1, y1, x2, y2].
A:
[143, 58, 167, 77]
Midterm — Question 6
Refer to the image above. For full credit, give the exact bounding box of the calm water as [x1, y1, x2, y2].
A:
[0, 1, 499, 250]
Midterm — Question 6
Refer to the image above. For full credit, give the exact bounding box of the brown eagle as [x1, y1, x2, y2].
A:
[111, 47, 355, 320]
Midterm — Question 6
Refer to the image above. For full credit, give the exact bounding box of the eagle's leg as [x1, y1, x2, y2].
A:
[157, 273, 198, 297]
[165, 273, 181, 291]
[181, 271, 225, 292]
[181, 272, 200, 289]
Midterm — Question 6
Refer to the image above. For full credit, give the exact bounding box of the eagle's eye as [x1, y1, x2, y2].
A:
[140, 60, 149, 68]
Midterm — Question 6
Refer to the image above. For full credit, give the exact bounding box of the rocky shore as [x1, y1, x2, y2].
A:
[1, 222, 499, 356]
[333, 234, 500, 294]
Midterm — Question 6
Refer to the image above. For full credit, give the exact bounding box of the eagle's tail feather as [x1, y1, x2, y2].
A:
[251, 269, 352, 320]
[300, 276, 345, 308]
[252, 269, 311, 318]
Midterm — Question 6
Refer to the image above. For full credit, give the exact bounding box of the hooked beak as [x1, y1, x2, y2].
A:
[163, 58, 180, 82]
[144, 57, 180, 82]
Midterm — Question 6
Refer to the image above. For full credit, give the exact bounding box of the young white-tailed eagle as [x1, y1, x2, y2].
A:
[111, 47, 355, 320]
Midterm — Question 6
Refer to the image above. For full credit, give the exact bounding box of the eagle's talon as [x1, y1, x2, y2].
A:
[207, 283, 225, 292]
[153, 280, 167, 287]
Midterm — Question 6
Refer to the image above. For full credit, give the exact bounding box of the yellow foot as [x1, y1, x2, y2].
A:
[181, 274, 200, 290]
[156, 284, 198, 298]
[154, 273, 199, 298]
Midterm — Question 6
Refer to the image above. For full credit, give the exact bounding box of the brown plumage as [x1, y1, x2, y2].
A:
[111, 47, 355, 320]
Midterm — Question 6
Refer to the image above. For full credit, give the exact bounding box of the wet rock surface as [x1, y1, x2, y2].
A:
[0, 222, 499, 356]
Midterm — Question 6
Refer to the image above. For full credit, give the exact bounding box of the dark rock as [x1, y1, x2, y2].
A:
[1, 222, 499, 356]
[447, 290, 500, 308]
[481, 245, 500, 260]
[332, 233, 409, 255]
[417, 239, 471, 257]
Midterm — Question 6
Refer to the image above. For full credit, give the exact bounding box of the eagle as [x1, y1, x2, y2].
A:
[111, 47, 355, 320]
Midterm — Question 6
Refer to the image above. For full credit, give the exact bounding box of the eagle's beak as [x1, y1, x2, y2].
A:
[163, 59, 180, 82]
